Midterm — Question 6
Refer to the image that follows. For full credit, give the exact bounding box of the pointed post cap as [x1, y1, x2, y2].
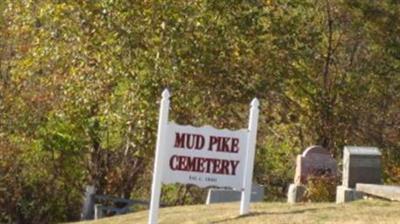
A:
[251, 98, 259, 107]
[162, 89, 170, 99]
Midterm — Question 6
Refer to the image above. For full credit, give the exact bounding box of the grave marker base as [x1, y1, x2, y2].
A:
[287, 184, 306, 203]
[336, 185, 364, 203]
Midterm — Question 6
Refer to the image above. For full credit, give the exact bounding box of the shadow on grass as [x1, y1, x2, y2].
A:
[210, 206, 337, 224]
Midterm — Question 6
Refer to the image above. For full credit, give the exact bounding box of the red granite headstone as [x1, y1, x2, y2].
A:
[294, 145, 337, 185]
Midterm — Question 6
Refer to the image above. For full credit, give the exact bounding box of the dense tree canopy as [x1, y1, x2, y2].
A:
[0, 0, 399, 223]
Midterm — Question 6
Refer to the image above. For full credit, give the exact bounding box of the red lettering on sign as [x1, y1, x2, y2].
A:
[174, 132, 205, 150]
[174, 133, 185, 148]
[168, 155, 240, 176]
[195, 135, 205, 149]
[170, 155, 178, 170]
[231, 138, 239, 153]
[208, 136, 218, 151]
[230, 160, 240, 175]
[208, 136, 240, 153]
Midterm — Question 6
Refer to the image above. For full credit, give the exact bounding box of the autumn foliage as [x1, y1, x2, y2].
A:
[1, 0, 399, 223]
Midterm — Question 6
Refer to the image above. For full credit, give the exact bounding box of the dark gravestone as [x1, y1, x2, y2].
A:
[343, 146, 382, 188]
[336, 146, 382, 203]
[294, 145, 337, 185]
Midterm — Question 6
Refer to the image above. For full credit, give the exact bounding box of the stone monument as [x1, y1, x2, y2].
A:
[206, 183, 264, 204]
[336, 146, 382, 203]
[287, 145, 337, 203]
[81, 185, 96, 220]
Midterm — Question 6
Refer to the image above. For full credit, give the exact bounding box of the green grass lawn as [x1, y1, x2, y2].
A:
[73, 200, 400, 224]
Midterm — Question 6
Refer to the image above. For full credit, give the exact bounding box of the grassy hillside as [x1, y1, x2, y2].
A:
[74, 200, 400, 224]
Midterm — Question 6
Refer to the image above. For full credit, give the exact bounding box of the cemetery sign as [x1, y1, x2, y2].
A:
[148, 89, 259, 224]
[163, 123, 247, 189]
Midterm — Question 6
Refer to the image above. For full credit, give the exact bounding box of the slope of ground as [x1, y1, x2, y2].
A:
[73, 200, 400, 224]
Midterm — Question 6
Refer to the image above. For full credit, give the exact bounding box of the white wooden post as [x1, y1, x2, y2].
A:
[148, 89, 170, 224]
[240, 98, 259, 215]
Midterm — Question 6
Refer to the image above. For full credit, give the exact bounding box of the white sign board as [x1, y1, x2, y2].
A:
[148, 89, 259, 224]
[163, 123, 247, 189]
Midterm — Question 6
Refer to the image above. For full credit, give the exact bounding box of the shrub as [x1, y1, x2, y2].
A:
[304, 175, 339, 202]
